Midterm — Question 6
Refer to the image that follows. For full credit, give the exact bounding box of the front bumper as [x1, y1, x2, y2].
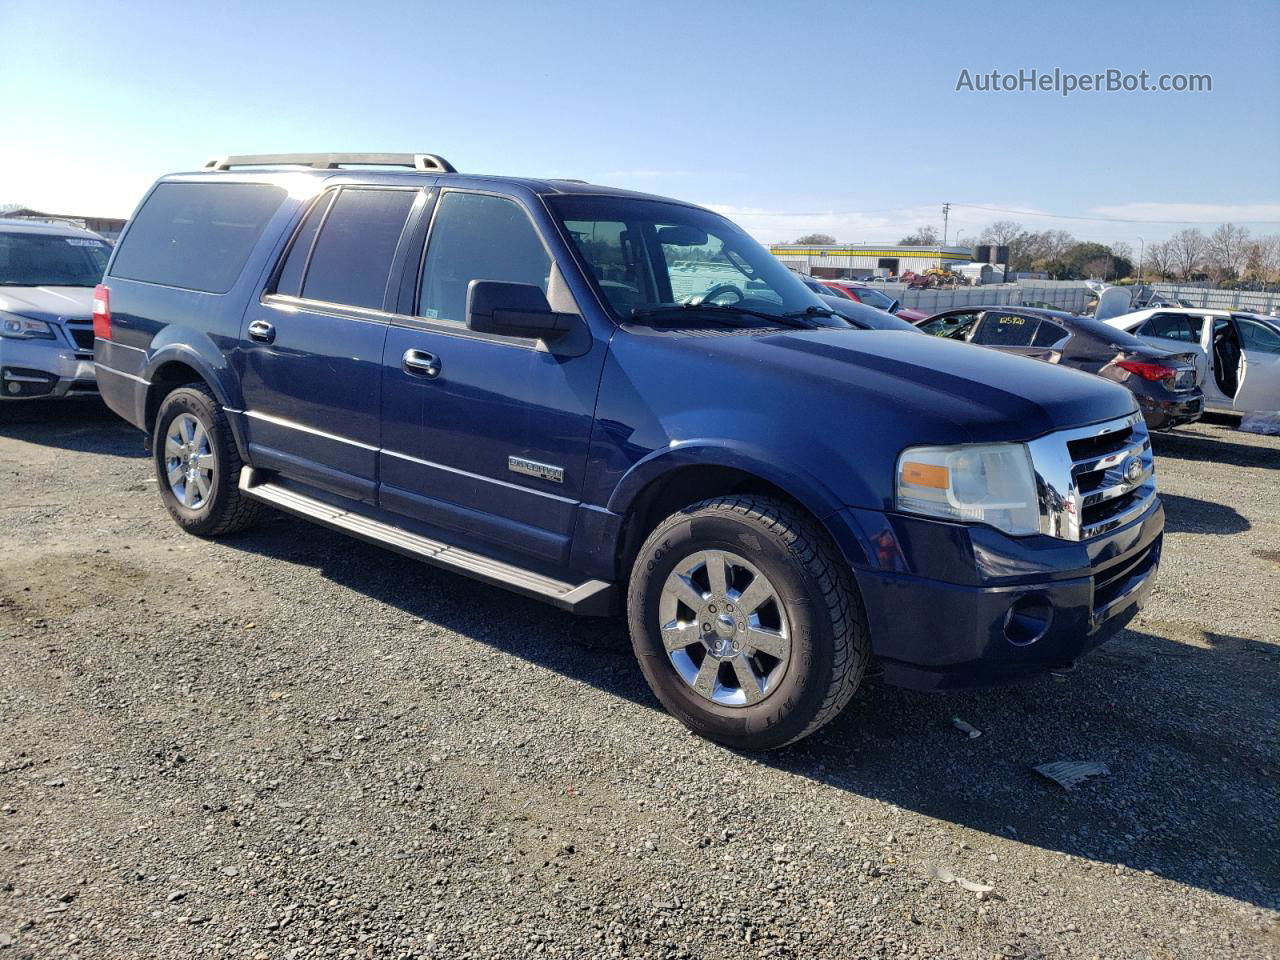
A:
[837, 499, 1164, 690]
[0, 336, 97, 400]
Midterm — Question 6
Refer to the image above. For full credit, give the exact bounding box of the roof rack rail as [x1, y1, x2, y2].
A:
[203, 153, 456, 173]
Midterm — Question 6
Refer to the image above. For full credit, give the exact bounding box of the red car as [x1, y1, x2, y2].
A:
[817, 280, 930, 323]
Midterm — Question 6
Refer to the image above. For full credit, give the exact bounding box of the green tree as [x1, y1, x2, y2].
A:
[793, 233, 836, 245]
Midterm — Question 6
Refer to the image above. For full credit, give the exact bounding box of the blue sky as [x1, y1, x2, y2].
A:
[2, 0, 1277, 247]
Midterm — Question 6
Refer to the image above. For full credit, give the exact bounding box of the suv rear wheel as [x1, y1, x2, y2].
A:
[153, 384, 261, 537]
[628, 495, 869, 750]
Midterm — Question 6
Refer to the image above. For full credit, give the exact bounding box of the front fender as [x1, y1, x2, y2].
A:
[606, 440, 846, 520]
[602, 440, 881, 571]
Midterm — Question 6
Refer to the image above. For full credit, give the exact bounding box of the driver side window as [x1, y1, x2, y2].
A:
[419, 192, 551, 325]
[1237, 319, 1280, 354]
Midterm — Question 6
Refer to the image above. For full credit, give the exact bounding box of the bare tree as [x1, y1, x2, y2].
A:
[979, 220, 1026, 247]
[1144, 239, 1176, 279]
[1206, 222, 1251, 280]
[899, 226, 940, 246]
[793, 233, 836, 245]
[1168, 228, 1209, 280]
[1260, 235, 1280, 282]
[1039, 229, 1075, 262]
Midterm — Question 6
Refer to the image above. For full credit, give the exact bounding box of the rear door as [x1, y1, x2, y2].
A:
[237, 185, 423, 503]
[377, 188, 606, 567]
[1232, 316, 1280, 414]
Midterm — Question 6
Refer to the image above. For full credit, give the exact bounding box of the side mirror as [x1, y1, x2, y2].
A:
[889, 299, 902, 314]
[467, 280, 576, 340]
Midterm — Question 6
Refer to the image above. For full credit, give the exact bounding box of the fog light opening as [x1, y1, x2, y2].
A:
[1004, 594, 1053, 647]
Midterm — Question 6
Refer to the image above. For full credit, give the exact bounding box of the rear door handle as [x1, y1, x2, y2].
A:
[247, 320, 276, 344]
[402, 349, 441, 378]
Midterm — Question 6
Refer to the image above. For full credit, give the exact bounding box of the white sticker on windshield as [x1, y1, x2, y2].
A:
[65, 238, 105, 247]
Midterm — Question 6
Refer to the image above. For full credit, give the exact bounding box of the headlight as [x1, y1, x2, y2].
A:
[896, 442, 1041, 536]
[0, 313, 55, 340]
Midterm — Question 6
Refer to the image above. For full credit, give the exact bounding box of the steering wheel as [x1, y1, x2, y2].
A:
[697, 283, 745, 306]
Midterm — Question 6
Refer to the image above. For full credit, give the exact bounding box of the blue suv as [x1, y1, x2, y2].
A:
[95, 153, 1164, 749]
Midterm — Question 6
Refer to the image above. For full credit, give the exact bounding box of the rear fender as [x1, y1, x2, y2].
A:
[144, 333, 248, 460]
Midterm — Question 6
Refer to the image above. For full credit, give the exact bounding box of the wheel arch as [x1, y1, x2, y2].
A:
[144, 347, 248, 461]
[609, 445, 870, 583]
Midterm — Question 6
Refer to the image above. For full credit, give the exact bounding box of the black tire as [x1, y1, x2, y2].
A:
[152, 384, 261, 537]
[628, 495, 869, 750]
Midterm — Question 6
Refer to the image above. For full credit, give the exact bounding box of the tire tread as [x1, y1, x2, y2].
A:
[155, 384, 262, 537]
[634, 494, 870, 748]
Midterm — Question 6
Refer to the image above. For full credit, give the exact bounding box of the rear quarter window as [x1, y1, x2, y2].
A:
[109, 182, 286, 293]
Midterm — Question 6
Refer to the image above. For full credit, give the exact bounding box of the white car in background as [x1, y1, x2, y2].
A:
[1104, 307, 1280, 417]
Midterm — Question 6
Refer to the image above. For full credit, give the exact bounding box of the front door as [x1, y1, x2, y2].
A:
[238, 186, 422, 502]
[1233, 316, 1280, 414]
[378, 189, 606, 567]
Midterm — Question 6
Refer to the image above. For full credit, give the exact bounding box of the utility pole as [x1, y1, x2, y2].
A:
[941, 202, 951, 245]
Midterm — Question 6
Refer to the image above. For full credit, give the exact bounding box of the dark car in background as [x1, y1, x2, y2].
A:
[817, 294, 921, 332]
[796, 275, 929, 322]
[917, 306, 1203, 430]
[819, 279, 930, 322]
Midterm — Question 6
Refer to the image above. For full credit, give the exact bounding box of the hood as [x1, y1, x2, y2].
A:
[0, 286, 94, 322]
[657, 326, 1137, 443]
[894, 306, 929, 322]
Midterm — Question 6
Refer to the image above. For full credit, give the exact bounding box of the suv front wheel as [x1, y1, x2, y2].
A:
[628, 496, 869, 750]
[153, 384, 261, 537]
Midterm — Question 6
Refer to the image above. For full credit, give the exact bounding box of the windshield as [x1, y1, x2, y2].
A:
[547, 196, 832, 325]
[0, 232, 111, 287]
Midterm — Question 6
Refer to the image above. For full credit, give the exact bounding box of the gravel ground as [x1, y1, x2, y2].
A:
[1, 399, 1277, 960]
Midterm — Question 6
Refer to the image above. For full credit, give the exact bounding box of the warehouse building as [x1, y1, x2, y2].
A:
[1, 208, 127, 242]
[768, 242, 974, 279]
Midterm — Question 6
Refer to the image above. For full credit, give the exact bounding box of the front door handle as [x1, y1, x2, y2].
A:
[248, 320, 276, 344]
[402, 348, 441, 378]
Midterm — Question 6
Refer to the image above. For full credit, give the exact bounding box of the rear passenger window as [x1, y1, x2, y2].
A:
[301, 188, 417, 310]
[419, 192, 551, 325]
[110, 182, 286, 293]
[1031, 319, 1069, 348]
[973, 313, 1038, 347]
[273, 191, 334, 298]
[1139, 313, 1198, 342]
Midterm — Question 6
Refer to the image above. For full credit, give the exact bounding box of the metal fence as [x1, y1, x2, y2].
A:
[895, 280, 1091, 315]
[1148, 284, 1280, 314]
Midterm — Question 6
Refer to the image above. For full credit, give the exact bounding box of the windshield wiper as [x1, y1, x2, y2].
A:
[782, 305, 840, 321]
[631, 302, 818, 330]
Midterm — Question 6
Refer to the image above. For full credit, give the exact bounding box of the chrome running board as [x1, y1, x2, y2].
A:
[238, 467, 615, 615]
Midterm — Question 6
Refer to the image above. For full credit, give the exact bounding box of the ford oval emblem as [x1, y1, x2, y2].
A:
[1123, 456, 1144, 485]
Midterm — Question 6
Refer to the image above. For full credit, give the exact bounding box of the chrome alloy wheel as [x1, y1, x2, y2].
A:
[164, 412, 215, 510]
[658, 550, 791, 707]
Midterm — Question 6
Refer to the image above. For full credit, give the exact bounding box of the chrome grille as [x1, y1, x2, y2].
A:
[1027, 413, 1157, 541]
